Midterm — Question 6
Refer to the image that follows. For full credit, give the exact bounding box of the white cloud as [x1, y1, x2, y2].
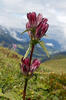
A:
[9, 30, 26, 42]
[46, 43, 54, 47]
[0, 0, 66, 50]
[57, 15, 66, 24]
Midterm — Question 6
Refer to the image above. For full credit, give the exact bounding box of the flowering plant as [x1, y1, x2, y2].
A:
[21, 12, 49, 100]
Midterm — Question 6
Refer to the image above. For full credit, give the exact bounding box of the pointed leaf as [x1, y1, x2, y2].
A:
[39, 41, 49, 57]
[21, 29, 29, 34]
[21, 28, 32, 34]
[24, 43, 32, 59]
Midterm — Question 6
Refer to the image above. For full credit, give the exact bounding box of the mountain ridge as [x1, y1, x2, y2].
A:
[0, 25, 65, 62]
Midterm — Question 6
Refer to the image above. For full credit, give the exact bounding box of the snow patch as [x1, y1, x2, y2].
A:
[46, 43, 54, 47]
[10, 31, 26, 42]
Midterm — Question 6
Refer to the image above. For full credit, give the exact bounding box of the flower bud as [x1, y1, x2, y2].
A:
[26, 12, 49, 39]
[20, 58, 40, 75]
[30, 59, 40, 73]
[20, 58, 30, 75]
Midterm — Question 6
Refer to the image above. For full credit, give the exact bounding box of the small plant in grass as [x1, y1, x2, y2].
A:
[20, 12, 49, 100]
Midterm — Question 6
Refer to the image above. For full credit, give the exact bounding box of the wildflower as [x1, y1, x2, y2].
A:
[36, 18, 49, 39]
[26, 12, 49, 39]
[30, 59, 40, 73]
[27, 12, 36, 27]
[20, 58, 40, 75]
[20, 58, 30, 75]
[13, 44, 17, 50]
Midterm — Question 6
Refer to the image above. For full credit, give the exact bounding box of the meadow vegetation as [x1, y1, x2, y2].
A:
[0, 47, 66, 100]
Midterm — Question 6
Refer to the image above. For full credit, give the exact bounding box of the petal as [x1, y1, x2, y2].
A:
[31, 12, 36, 21]
[27, 12, 37, 26]
[27, 12, 32, 20]
[26, 22, 31, 29]
[36, 17, 49, 38]
[24, 58, 30, 66]
[20, 58, 30, 75]
[42, 18, 48, 23]
[32, 59, 40, 66]
[20, 64, 29, 75]
[30, 59, 40, 72]
[21, 57, 30, 66]
[37, 13, 43, 25]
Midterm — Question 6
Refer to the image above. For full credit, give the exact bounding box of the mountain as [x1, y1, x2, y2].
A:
[0, 25, 63, 61]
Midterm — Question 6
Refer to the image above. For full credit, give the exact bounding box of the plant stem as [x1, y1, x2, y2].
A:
[23, 78, 28, 100]
[29, 44, 34, 66]
[23, 44, 34, 100]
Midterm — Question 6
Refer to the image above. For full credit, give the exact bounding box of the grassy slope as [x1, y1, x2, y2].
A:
[0, 47, 66, 100]
[41, 57, 66, 73]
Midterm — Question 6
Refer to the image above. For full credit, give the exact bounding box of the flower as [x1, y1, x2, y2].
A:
[20, 58, 30, 75]
[36, 13, 43, 25]
[26, 12, 49, 39]
[13, 44, 17, 50]
[30, 59, 40, 73]
[36, 18, 49, 39]
[27, 12, 36, 27]
[20, 58, 40, 75]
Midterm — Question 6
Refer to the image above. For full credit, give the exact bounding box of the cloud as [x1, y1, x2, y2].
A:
[46, 43, 54, 47]
[0, 0, 66, 50]
[10, 31, 25, 42]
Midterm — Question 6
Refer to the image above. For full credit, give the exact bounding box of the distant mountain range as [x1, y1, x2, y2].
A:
[0, 25, 66, 61]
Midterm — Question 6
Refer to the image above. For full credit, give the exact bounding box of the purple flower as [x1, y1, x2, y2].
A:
[13, 44, 17, 50]
[20, 58, 30, 75]
[20, 58, 40, 75]
[30, 59, 40, 73]
[27, 12, 37, 27]
[26, 22, 31, 37]
[26, 12, 49, 39]
[36, 18, 49, 39]
[36, 13, 43, 25]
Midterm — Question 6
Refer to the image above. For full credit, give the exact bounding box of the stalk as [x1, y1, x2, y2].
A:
[23, 78, 28, 100]
[23, 44, 34, 100]
[29, 44, 34, 66]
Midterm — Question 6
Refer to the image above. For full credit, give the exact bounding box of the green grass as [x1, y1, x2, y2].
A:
[17, 44, 24, 49]
[0, 46, 66, 100]
[41, 58, 66, 73]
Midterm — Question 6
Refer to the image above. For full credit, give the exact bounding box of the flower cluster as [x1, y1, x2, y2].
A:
[26, 12, 49, 39]
[20, 58, 40, 75]
[21, 12, 49, 100]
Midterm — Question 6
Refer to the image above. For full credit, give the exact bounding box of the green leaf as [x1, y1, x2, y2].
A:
[21, 28, 32, 34]
[21, 29, 29, 34]
[0, 92, 11, 99]
[0, 88, 2, 93]
[24, 43, 32, 59]
[39, 41, 49, 57]
[0, 92, 21, 100]
[0, 93, 4, 97]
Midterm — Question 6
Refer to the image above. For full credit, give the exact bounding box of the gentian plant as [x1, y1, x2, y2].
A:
[21, 12, 49, 100]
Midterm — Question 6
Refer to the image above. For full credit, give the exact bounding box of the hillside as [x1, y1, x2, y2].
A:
[0, 25, 62, 61]
[0, 47, 66, 100]
[41, 57, 66, 73]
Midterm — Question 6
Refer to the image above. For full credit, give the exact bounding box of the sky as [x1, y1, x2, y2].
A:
[0, 0, 66, 50]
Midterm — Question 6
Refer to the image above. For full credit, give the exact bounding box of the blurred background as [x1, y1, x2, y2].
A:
[0, 0, 66, 61]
